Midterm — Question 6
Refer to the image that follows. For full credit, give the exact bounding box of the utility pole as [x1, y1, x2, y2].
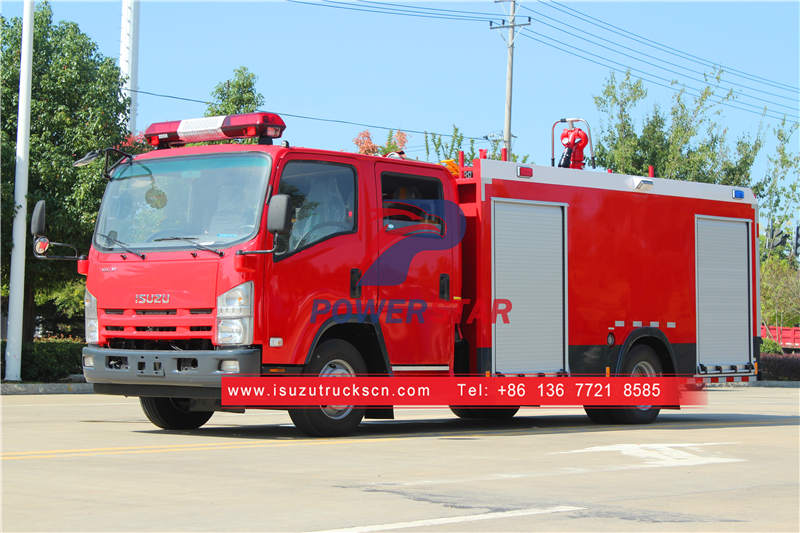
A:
[119, 0, 140, 133]
[5, 0, 35, 382]
[490, 1, 530, 159]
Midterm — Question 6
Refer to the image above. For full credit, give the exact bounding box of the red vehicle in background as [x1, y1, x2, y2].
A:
[761, 325, 800, 352]
[31, 111, 760, 436]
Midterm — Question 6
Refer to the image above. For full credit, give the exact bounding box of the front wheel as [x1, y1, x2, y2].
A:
[140, 397, 213, 429]
[289, 339, 367, 437]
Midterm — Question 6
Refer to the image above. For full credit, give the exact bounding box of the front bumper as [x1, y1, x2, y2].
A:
[82, 345, 261, 389]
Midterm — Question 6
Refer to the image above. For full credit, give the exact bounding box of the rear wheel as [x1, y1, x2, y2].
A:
[584, 344, 662, 425]
[289, 339, 367, 437]
[450, 407, 519, 420]
[140, 397, 213, 430]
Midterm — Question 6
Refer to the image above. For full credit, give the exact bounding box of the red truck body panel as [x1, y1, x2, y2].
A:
[83, 134, 759, 389]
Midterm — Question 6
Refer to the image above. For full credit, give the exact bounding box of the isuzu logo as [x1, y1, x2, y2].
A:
[135, 293, 171, 304]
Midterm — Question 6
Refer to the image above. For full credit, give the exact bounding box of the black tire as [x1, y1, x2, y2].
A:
[450, 407, 519, 420]
[140, 397, 213, 430]
[583, 407, 614, 424]
[289, 339, 367, 437]
[585, 344, 662, 425]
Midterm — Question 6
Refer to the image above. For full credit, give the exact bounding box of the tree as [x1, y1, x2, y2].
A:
[1, 2, 128, 341]
[425, 125, 477, 163]
[353, 129, 407, 156]
[205, 66, 265, 116]
[761, 255, 800, 328]
[593, 70, 762, 186]
[424, 126, 529, 164]
[753, 118, 800, 261]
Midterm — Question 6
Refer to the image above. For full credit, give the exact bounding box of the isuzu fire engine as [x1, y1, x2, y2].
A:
[31, 111, 760, 436]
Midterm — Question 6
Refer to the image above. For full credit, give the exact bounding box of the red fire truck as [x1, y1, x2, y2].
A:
[31, 111, 760, 436]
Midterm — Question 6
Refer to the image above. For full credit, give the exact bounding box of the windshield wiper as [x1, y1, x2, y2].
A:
[97, 233, 146, 260]
[152, 236, 224, 257]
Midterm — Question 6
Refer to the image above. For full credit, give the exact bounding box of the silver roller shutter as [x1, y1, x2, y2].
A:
[696, 217, 752, 367]
[493, 200, 566, 373]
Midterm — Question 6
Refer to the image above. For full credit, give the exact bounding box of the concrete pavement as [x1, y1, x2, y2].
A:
[2, 387, 798, 532]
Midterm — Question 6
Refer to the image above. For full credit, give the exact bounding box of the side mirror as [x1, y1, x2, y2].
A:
[29, 199, 81, 261]
[30, 200, 46, 236]
[267, 194, 291, 234]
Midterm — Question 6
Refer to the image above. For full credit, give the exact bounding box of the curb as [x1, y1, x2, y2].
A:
[1, 383, 94, 395]
[707, 380, 800, 388]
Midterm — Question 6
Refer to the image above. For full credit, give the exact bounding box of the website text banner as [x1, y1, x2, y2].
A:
[221, 377, 705, 407]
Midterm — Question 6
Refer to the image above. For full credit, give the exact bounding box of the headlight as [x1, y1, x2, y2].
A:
[84, 288, 99, 344]
[217, 281, 253, 318]
[216, 282, 253, 345]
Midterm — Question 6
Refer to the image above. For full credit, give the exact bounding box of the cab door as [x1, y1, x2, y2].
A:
[266, 154, 377, 366]
[373, 161, 457, 369]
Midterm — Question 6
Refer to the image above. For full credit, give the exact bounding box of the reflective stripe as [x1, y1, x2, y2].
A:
[391, 365, 449, 371]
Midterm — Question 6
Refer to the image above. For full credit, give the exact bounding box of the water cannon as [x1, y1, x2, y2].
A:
[551, 118, 596, 170]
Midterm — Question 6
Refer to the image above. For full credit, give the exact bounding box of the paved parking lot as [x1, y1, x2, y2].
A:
[2, 387, 798, 532]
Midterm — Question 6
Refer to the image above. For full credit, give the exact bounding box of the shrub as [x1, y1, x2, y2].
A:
[760, 352, 800, 381]
[1, 337, 84, 382]
[761, 338, 783, 354]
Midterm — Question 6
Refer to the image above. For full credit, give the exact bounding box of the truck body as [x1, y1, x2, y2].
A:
[761, 325, 800, 353]
[39, 112, 758, 435]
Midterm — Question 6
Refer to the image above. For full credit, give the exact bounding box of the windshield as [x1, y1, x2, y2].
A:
[95, 153, 271, 251]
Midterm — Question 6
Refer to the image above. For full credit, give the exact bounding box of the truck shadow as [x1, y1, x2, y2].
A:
[135, 411, 800, 440]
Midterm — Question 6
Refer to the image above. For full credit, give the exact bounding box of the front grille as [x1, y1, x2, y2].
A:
[107, 338, 215, 351]
[100, 306, 215, 348]
[135, 309, 177, 315]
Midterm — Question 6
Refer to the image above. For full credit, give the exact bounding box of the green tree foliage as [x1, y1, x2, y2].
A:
[760, 255, 800, 328]
[205, 66, 265, 116]
[593, 70, 762, 186]
[1, 2, 128, 340]
[424, 126, 529, 164]
[425, 125, 477, 163]
[753, 119, 800, 260]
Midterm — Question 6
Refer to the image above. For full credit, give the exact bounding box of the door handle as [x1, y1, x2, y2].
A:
[350, 268, 362, 298]
[439, 273, 450, 300]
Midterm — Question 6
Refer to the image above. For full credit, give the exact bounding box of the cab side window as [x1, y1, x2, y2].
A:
[381, 173, 444, 235]
[276, 161, 356, 256]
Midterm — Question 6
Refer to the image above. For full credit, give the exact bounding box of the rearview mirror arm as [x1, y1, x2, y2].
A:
[236, 233, 282, 255]
[33, 241, 82, 261]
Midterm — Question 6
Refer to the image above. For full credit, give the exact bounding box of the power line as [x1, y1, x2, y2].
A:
[539, 0, 800, 94]
[128, 89, 492, 141]
[352, 0, 796, 113]
[520, 28, 798, 120]
[519, 4, 798, 106]
[518, 30, 795, 123]
[287, 0, 496, 22]
[288, 0, 798, 122]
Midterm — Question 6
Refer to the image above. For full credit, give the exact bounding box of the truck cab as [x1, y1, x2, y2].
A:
[36, 112, 462, 435]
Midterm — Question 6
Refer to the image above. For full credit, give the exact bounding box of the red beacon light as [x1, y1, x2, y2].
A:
[144, 112, 286, 148]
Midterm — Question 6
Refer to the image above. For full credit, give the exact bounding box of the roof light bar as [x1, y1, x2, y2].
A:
[144, 112, 286, 148]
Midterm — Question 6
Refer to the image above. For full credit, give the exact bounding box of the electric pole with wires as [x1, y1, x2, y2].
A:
[490, 0, 530, 159]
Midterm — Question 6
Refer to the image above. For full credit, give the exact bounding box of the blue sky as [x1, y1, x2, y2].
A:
[3, 1, 799, 195]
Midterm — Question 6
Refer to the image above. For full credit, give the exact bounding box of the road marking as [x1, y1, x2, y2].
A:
[310, 506, 584, 532]
[555, 442, 744, 468]
[2, 402, 133, 408]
